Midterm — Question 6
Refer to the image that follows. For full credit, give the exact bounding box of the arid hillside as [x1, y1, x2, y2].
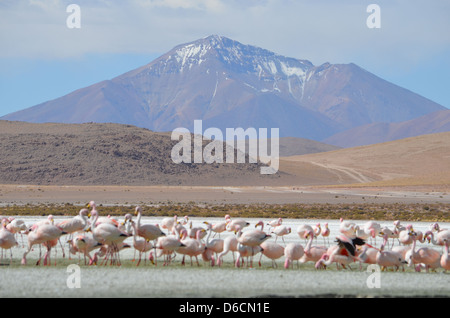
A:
[280, 132, 450, 187]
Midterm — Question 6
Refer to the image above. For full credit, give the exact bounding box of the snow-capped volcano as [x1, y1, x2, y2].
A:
[2, 35, 446, 142]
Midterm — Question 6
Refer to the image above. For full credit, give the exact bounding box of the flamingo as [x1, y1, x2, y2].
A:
[5, 217, 27, 247]
[226, 217, 250, 232]
[405, 231, 441, 272]
[21, 223, 67, 265]
[357, 245, 378, 268]
[72, 234, 103, 265]
[354, 225, 376, 242]
[237, 221, 271, 248]
[315, 246, 355, 270]
[335, 234, 365, 259]
[178, 229, 205, 266]
[378, 226, 398, 248]
[398, 224, 415, 245]
[267, 218, 282, 230]
[154, 234, 185, 266]
[56, 208, 90, 235]
[430, 222, 448, 233]
[284, 242, 304, 269]
[161, 215, 188, 234]
[217, 231, 240, 266]
[133, 207, 166, 265]
[316, 235, 365, 270]
[440, 239, 450, 272]
[89, 209, 131, 266]
[321, 222, 330, 246]
[299, 230, 327, 264]
[203, 220, 228, 238]
[271, 225, 291, 245]
[363, 221, 381, 243]
[235, 221, 269, 267]
[258, 241, 284, 268]
[297, 224, 313, 243]
[339, 218, 356, 237]
[235, 243, 263, 268]
[130, 221, 153, 266]
[425, 229, 450, 246]
[0, 219, 19, 264]
[187, 221, 206, 239]
[203, 222, 224, 266]
[376, 233, 407, 271]
[313, 223, 321, 239]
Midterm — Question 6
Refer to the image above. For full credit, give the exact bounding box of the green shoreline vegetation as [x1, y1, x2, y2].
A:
[2, 202, 449, 222]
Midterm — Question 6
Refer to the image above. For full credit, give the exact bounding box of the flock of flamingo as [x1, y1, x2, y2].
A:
[0, 200, 449, 273]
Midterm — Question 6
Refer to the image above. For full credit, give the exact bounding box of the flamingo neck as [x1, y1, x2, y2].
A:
[305, 235, 313, 253]
[136, 210, 141, 229]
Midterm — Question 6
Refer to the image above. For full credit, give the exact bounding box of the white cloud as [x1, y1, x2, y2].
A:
[0, 0, 448, 72]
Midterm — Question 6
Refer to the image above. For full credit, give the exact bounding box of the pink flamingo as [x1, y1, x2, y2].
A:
[405, 231, 441, 272]
[203, 222, 224, 266]
[154, 234, 185, 266]
[357, 245, 378, 269]
[339, 218, 356, 237]
[378, 226, 398, 248]
[258, 241, 284, 268]
[398, 224, 415, 245]
[21, 223, 67, 265]
[133, 206, 166, 264]
[217, 230, 240, 266]
[425, 229, 450, 246]
[89, 210, 131, 266]
[271, 225, 291, 245]
[375, 233, 407, 272]
[440, 239, 450, 272]
[178, 229, 205, 266]
[313, 223, 321, 239]
[5, 217, 27, 247]
[72, 234, 103, 265]
[0, 219, 19, 264]
[267, 218, 282, 229]
[57, 208, 90, 235]
[299, 230, 327, 264]
[187, 221, 207, 239]
[284, 242, 304, 269]
[297, 224, 314, 244]
[160, 215, 182, 234]
[315, 246, 355, 270]
[130, 221, 153, 266]
[203, 220, 227, 238]
[237, 221, 271, 249]
[321, 222, 330, 246]
[226, 217, 250, 232]
[235, 243, 263, 268]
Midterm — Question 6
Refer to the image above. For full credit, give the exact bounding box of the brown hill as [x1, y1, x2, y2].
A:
[280, 132, 450, 186]
[0, 120, 296, 186]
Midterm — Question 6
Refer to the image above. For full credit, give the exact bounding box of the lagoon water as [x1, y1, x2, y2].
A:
[1, 216, 449, 297]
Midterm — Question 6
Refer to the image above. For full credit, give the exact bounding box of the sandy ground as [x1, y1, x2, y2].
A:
[0, 184, 449, 206]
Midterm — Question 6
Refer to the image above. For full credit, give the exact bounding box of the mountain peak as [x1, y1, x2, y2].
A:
[1, 35, 446, 143]
[167, 35, 314, 78]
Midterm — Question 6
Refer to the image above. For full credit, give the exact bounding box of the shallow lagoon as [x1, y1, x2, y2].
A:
[1, 217, 449, 297]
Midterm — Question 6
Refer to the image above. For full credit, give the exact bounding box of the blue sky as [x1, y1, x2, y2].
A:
[1, 0, 449, 117]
